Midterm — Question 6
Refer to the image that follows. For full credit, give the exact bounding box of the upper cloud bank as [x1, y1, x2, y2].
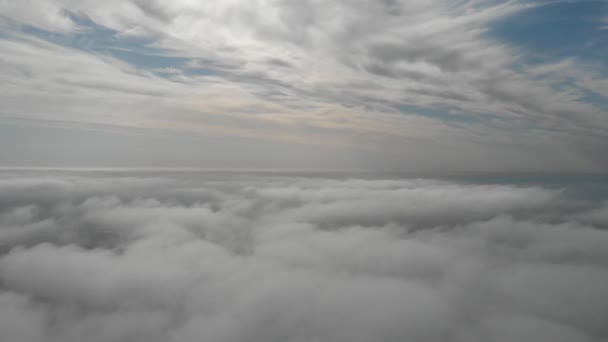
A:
[0, 0, 607, 172]
[0, 171, 607, 342]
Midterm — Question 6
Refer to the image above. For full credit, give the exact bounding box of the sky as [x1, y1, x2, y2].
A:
[0, 0, 607, 172]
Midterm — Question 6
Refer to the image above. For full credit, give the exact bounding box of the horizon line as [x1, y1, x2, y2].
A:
[0, 166, 606, 177]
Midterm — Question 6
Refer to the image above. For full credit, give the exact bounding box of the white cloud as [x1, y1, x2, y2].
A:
[0, 171, 607, 341]
[0, 0, 74, 32]
[0, 0, 607, 171]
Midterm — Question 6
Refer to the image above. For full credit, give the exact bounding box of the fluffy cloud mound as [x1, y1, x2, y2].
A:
[0, 171, 607, 342]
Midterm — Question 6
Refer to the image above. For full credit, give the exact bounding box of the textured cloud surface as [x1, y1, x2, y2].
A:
[0, 1, 607, 171]
[0, 171, 607, 342]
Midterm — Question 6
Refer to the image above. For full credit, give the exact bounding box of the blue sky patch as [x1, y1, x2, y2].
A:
[582, 88, 608, 110]
[491, 1, 608, 66]
[17, 13, 190, 71]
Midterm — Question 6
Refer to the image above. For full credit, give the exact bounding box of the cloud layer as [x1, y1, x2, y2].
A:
[1, 171, 608, 341]
[0, 0, 607, 171]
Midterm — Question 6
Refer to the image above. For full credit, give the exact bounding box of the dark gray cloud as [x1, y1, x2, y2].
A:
[0, 171, 607, 342]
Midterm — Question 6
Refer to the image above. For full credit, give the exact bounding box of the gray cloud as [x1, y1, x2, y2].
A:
[0, 1, 607, 172]
[0, 171, 607, 341]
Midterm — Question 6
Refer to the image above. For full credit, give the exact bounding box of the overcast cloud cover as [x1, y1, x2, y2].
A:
[2, 2, 608, 341]
[0, 0, 607, 171]
[0, 171, 607, 341]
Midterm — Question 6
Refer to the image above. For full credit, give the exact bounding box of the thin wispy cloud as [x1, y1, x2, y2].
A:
[0, 0, 606, 171]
